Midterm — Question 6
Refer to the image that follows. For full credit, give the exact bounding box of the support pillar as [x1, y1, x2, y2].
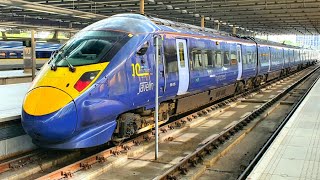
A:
[216, 22, 220, 31]
[31, 30, 36, 80]
[201, 16, 205, 29]
[253, 33, 256, 38]
[140, 0, 145, 15]
[1, 31, 7, 40]
[154, 36, 159, 160]
[68, 23, 73, 40]
[23, 31, 32, 73]
[232, 26, 237, 35]
[53, 30, 59, 40]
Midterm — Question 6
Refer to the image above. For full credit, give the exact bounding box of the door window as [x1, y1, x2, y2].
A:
[178, 42, 185, 67]
[223, 51, 230, 66]
[231, 51, 237, 65]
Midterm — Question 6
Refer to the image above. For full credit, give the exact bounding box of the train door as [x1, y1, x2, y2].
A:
[268, 47, 271, 71]
[282, 48, 285, 68]
[176, 39, 189, 95]
[237, 44, 243, 80]
[155, 36, 165, 97]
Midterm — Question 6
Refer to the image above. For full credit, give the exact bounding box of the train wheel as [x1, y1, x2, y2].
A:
[235, 81, 245, 94]
[254, 76, 262, 88]
[111, 139, 125, 146]
[246, 78, 254, 90]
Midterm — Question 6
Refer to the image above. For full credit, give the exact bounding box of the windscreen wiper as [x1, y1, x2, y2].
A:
[50, 51, 76, 73]
[62, 57, 76, 73]
[50, 50, 58, 71]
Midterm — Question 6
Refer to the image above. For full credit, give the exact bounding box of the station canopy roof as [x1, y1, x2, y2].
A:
[0, 0, 319, 35]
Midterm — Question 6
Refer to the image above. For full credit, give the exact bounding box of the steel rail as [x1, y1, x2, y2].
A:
[237, 70, 320, 180]
[155, 65, 319, 180]
[0, 149, 43, 174]
[36, 65, 317, 180]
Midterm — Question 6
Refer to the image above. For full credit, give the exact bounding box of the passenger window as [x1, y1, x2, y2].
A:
[214, 51, 222, 68]
[247, 51, 252, 64]
[207, 50, 214, 67]
[242, 51, 247, 64]
[202, 51, 208, 67]
[178, 42, 185, 67]
[252, 51, 257, 64]
[164, 40, 178, 73]
[192, 49, 202, 70]
[0, 52, 5, 58]
[230, 51, 237, 65]
[9, 52, 17, 58]
[223, 51, 230, 66]
[259, 51, 267, 65]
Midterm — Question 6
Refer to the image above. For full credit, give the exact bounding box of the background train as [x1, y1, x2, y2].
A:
[21, 14, 319, 149]
[0, 41, 60, 60]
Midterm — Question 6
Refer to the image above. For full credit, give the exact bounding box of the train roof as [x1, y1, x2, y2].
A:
[82, 13, 253, 44]
[85, 14, 306, 50]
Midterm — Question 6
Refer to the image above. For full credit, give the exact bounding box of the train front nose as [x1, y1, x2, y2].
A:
[22, 87, 78, 143]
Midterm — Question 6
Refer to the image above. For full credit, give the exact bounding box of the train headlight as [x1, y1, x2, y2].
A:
[74, 71, 100, 92]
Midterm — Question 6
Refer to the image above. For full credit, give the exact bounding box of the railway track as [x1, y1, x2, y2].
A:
[0, 65, 317, 180]
[158, 66, 320, 180]
[236, 70, 320, 180]
[0, 145, 109, 179]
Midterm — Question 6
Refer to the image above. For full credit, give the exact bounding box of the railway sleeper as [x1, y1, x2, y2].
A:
[167, 175, 178, 180]
[160, 128, 167, 133]
[205, 146, 214, 154]
[189, 158, 198, 167]
[179, 166, 189, 175]
[133, 140, 142, 146]
[62, 171, 73, 178]
[80, 162, 92, 170]
[96, 156, 107, 163]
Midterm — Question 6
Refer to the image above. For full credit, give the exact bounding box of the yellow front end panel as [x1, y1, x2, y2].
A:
[24, 62, 109, 116]
[23, 87, 73, 116]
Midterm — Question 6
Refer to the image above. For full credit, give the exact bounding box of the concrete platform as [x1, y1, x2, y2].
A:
[0, 70, 31, 78]
[248, 77, 320, 180]
[0, 83, 30, 122]
[0, 70, 34, 85]
[0, 59, 47, 71]
[0, 83, 35, 159]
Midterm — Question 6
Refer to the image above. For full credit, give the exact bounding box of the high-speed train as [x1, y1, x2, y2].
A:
[21, 14, 319, 149]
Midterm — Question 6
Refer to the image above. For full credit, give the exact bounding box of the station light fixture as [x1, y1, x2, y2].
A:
[0, 22, 78, 33]
[0, 0, 107, 20]
[181, 10, 187, 14]
[166, 5, 173, 9]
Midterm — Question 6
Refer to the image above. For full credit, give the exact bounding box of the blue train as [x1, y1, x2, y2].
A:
[21, 14, 319, 149]
[0, 41, 60, 59]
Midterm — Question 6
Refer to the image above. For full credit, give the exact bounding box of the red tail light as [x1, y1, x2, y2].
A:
[74, 71, 100, 92]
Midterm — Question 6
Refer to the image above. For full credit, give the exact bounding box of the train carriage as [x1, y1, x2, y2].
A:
[21, 14, 318, 149]
[0, 41, 60, 60]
